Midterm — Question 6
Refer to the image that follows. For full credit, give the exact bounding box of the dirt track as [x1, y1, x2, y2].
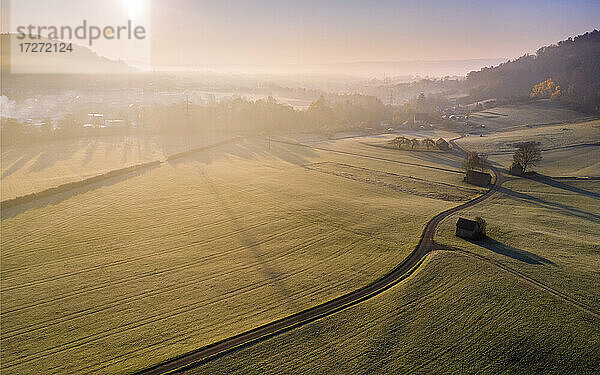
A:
[136, 139, 505, 375]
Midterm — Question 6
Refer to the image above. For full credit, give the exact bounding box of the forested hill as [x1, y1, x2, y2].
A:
[465, 30, 600, 112]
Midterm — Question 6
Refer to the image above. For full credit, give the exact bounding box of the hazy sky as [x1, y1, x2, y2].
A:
[5, 0, 600, 70]
[150, 0, 599, 66]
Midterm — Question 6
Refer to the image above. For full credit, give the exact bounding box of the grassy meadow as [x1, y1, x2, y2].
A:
[0, 137, 475, 374]
[469, 100, 596, 131]
[458, 119, 600, 154]
[435, 177, 600, 308]
[180, 138, 600, 375]
[0, 133, 230, 201]
[182, 250, 600, 375]
[457, 119, 600, 176]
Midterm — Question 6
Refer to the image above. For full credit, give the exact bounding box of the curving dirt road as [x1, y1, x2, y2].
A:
[136, 139, 504, 375]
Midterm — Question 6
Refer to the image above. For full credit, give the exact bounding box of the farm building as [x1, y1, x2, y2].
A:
[455, 217, 480, 240]
[510, 162, 524, 176]
[436, 138, 450, 150]
[464, 170, 492, 186]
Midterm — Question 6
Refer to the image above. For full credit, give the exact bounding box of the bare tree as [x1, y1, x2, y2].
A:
[422, 138, 435, 149]
[410, 138, 420, 149]
[463, 151, 490, 171]
[513, 142, 542, 174]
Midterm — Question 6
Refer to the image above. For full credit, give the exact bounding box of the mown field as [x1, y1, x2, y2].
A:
[0, 137, 475, 374]
[0, 133, 229, 201]
[469, 100, 596, 131]
[183, 250, 600, 375]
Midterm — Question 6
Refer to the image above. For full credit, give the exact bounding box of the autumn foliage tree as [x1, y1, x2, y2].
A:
[530, 78, 561, 100]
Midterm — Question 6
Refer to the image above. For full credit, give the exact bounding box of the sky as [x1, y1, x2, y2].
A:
[149, 0, 599, 66]
[4, 0, 600, 72]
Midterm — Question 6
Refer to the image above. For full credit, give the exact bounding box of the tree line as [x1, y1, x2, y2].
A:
[1, 94, 389, 146]
[389, 136, 440, 150]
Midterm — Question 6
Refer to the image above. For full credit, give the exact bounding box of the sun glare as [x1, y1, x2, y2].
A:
[123, 0, 145, 19]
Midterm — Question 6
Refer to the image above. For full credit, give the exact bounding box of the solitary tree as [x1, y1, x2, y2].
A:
[463, 151, 490, 171]
[513, 142, 542, 174]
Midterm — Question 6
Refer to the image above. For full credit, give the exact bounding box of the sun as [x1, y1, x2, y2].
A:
[123, 0, 145, 19]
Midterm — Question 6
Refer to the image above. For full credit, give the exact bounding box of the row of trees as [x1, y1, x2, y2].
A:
[389, 136, 437, 150]
[1, 94, 388, 146]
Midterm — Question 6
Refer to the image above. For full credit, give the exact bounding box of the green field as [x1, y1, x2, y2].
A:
[436, 177, 600, 308]
[183, 250, 600, 375]
[2, 131, 598, 374]
[0, 137, 475, 374]
[181, 172, 600, 375]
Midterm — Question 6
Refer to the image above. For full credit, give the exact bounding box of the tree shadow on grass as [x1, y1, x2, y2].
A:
[469, 237, 555, 265]
[528, 173, 600, 200]
[1, 164, 161, 220]
[200, 171, 302, 312]
[497, 186, 600, 223]
[1, 151, 40, 178]
[168, 137, 318, 167]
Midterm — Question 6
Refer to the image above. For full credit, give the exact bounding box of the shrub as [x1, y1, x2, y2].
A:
[475, 217, 487, 239]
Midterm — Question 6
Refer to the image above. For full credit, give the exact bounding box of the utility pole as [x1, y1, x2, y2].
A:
[185, 94, 191, 151]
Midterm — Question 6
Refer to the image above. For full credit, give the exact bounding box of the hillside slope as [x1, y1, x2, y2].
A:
[466, 30, 600, 112]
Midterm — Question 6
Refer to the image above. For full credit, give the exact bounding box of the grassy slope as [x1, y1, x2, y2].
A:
[457, 119, 600, 153]
[435, 178, 600, 308]
[489, 146, 599, 177]
[181, 150, 599, 375]
[0, 133, 229, 201]
[183, 251, 600, 375]
[1, 139, 472, 374]
[469, 100, 596, 131]
[457, 119, 600, 176]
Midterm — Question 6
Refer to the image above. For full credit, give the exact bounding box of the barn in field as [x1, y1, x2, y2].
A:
[436, 138, 450, 150]
[510, 162, 524, 176]
[464, 170, 492, 186]
[455, 218, 480, 240]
